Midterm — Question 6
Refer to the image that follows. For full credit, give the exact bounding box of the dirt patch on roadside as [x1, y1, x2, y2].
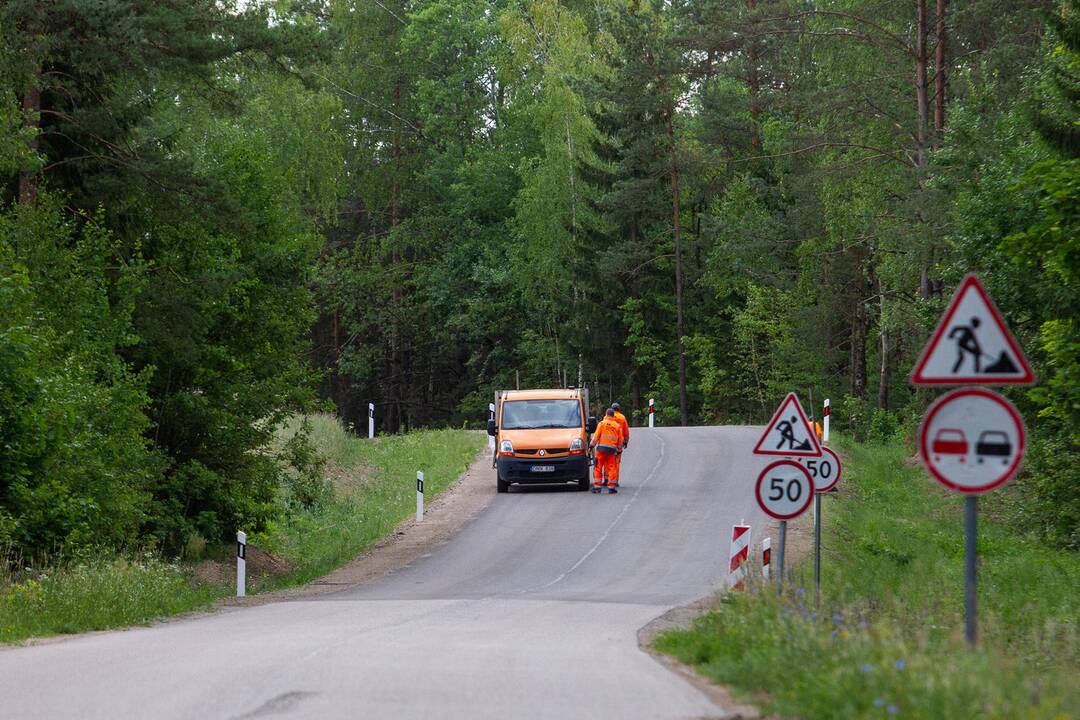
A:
[193, 547, 293, 588]
[220, 445, 496, 607]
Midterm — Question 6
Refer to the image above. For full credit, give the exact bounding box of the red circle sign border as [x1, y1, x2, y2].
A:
[755, 460, 815, 520]
[918, 387, 1026, 494]
[816, 446, 842, 493]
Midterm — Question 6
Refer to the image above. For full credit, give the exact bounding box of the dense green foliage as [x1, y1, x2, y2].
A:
[1, 0, 1077, 559]
[656, 436, 1080, 719]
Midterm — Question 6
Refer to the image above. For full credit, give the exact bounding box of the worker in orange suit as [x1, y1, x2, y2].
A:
[590, 408, 625, 494]
[611, 402, 630, 485]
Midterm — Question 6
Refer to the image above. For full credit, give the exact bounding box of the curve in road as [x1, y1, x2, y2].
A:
[0, 427, 769, 720]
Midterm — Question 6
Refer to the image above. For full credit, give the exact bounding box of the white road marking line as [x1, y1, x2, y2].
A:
[538, 433, 667, 589]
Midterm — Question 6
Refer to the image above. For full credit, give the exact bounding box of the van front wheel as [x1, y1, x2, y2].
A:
[497, 475, 509, 493]
[577, 474, 590, 491]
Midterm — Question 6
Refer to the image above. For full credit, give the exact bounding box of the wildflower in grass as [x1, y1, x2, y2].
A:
[796, 587, 806, 597]
[894, 659, 906, 671]
[860, 663, 873, 673]
[832, 611, 843, 627]
[831, 629, 839, 639]
[887, 704, 898, 714]
[874, 698, 886, 707]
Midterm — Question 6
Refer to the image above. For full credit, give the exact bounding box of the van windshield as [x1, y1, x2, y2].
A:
[501, 400, 582, 430]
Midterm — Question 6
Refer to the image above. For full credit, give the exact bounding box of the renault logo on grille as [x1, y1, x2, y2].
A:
[538, 449, 546, 456]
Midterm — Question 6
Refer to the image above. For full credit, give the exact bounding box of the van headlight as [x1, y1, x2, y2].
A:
[499, 439, 514, 454]
[570, 438, 583, 450]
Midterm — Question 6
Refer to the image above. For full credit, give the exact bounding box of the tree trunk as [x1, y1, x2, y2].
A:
[18, 66, 41, 207]
[934, 0, 947, 141]
[850, 256, 872, 401]
[746, 0, 761, 149]
[915, 0, 929, 170]
[667, 107, 689, 426]
[389, 78, 405, 433]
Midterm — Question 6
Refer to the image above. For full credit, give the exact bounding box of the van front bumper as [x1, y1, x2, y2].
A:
[497, 455, 589, 484]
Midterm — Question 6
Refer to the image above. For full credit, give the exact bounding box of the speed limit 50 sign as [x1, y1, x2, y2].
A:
[755, 460, 814, 520]
[802, 446, 842, 493]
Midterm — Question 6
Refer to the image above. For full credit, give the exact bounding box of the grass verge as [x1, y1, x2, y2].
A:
[0, 556, 226, 643]
[0, 416, 484, 642]
[251, 414, 484, 589]
[655, 435, 1080, 719]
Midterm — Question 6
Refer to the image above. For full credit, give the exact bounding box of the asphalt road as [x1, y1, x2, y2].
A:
[1, 427, 769, 719]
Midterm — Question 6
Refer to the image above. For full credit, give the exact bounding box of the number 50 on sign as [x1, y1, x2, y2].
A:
[755, 460, 814, 520]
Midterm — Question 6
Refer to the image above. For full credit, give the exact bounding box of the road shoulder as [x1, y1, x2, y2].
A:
[224, 445, 497, 606]
[638, 512, 815, 720]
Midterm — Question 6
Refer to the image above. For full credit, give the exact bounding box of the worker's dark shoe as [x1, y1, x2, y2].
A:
[591, 486, 602, 494]
[607, 486, 618, 494]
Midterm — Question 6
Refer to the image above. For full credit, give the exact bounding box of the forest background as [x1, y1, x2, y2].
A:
[1, 0, 1076, 561]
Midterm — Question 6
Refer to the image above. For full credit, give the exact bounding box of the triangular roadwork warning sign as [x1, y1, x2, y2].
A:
[753, 392, 823, 457]
[911, 274, 1035, 386]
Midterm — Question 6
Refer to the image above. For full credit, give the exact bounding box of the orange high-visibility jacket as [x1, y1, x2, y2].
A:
[592, 417, 624, 454]
[613, 411, 629, 447]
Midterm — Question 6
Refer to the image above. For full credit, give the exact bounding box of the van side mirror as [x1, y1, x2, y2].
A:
[487, 419, 497, 436]
[586, 416, 597, 433]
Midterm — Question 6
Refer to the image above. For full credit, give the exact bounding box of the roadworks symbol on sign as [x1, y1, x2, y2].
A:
[753, 392, 822, 457]
[910, 274, 1034, 386]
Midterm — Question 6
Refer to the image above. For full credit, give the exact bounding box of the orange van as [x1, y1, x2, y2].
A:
[487, 388, 597, 493]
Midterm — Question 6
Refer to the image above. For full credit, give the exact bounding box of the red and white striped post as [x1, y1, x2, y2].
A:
[823, 398, 830, 443]
[762, 537, 771, 581]
[728, 524, 750, 590]
[648, 398, 655, 428]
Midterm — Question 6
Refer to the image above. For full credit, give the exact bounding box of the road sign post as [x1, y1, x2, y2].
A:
[911, 274, 1033, 649]
[965, 496, 977, 646]
[777, 521, 787, 593]
[648, 398, 655, 428]
[813, 493, 821, 594]
[368, 402, 375, 439]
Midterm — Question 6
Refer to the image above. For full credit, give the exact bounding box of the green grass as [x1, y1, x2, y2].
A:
[251, 414, 485, 589]
[0, 415, 484, 642]
[655, 435, 1080, 719]
[0, 556, 226, 643]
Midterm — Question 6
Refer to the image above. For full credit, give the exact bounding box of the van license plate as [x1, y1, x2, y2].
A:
[531, 465, 555, 473]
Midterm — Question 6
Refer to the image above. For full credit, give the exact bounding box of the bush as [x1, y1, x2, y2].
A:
[0, 201, 160, 558]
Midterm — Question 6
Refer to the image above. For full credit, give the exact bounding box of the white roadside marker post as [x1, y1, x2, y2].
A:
[823, 399, 830, 443]
[648, 398, 655, 428]
[236, 530, 246, 598]
[762, 537, 771, 581]
[416, 471, 424, 522]
[368, 402, 375, 439]
[488, 403, 496, 452]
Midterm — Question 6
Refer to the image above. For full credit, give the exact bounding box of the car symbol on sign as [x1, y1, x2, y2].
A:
[975, 431, 1011, 465]
[932, 429, 968, 463]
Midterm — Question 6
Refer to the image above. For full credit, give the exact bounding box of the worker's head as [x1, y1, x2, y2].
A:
[611, 402, 621, 411]
[605, 408, 615, 417]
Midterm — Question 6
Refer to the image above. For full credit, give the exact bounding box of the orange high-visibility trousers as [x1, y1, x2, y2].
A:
[593, 450, 619, 486]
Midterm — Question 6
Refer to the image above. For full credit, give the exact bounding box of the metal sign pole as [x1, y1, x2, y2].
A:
[777, 520, 787, 594]
[814, 493, 822, 595]
[965, 495, 977, 648]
